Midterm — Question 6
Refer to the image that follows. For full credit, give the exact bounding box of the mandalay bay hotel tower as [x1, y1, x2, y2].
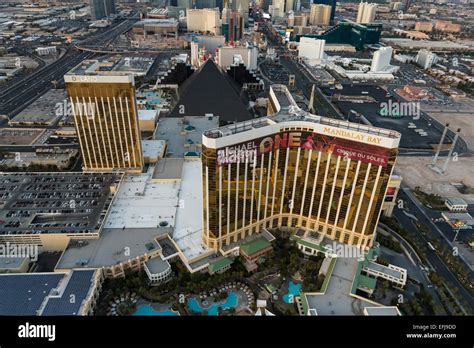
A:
[202, 85, 401, 253]
[65, 60, 143, 172]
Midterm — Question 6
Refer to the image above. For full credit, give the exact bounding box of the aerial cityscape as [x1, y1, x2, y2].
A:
[0, 0, 472, 342]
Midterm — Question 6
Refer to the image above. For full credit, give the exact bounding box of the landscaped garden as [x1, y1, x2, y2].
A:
[95, 258, 258, 316]
[94, 229, 335, 316]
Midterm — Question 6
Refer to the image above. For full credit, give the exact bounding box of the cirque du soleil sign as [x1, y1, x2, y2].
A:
[216, 130, 388, 167]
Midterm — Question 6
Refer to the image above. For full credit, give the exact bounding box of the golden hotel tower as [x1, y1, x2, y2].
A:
[201, 85, 401, 252]
[65, 60, 143, 172]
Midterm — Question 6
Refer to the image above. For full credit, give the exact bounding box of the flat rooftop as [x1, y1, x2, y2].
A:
[364, 306, 401, 316]
[381, 38, 471, 51]
[10, 89, 67, 126]
[0, 256, 29, 270]
[365, 261, 403, 279]
[154, 116, 219, 158]
[40, 269, 97, 316]
[0, 269, 97, 316]
[64, 59, 135, 83]
[104, 173, 180, 229]
[138, 109, 158, 121]
[112, 57, 155, 76]
[56, 228, 169, 270]
[0, 172, 121, 236]
[446, 197, 467, 205]
[139, 18, 179, 27]
[0, 128, 46, 146]
[442, 212, 473, 221]
[142, 140, 166, 159]
[304, 257, 383, 315]
[0, 273, 63, 315]
[172, 160, 211, 260]
[152, 158, 184, 180]
[66, 59, 104, 76]
[145, 256, 170, 274]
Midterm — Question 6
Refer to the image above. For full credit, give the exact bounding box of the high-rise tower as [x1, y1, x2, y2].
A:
[65, 60, 144, 172]
[201, 85, 400, 252]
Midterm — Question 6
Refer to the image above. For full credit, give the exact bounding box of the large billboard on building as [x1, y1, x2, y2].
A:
[216, 130, 390, 167]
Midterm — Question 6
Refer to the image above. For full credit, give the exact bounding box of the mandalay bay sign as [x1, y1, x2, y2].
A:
[216, 130, 390, 167]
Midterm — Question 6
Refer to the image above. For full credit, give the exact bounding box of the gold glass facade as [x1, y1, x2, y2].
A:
[66, 81, 143, 172]
[202, 127, 397, 252]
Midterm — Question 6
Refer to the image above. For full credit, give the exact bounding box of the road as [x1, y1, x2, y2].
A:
[385, 85, 470, 156]
[402, 188, 473, 268]
[259, 21, 343, 120]
[378, 223, 447, 314]
[0, 18, 137, 118]
[285, 58, 344, 119]
[394, 189, 474, 310]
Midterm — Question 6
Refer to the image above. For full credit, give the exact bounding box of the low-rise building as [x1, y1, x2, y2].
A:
[132, 19, 179, 38]
[363, 306, 401, 315]
[0, 257, 30, 273]
[0, 269, 103, 316]
[144, 256, 172, 284]
[138, 109, 159, 133]
[142, 140, 166, 164]
[363, 262, 407, 288]
[208, 256, 233, 275]
[445, 198, 468, 212]
[441, 212, 474, 230]
[414, 22, 433, 32]
[239, 237, 273, 272]
[435, 20, 461, 33]
[35, 46, 57, 56]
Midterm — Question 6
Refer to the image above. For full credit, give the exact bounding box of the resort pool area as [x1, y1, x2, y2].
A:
[133, 304, 178, 316]
[187, 291, 238, 316]
[282, 281, 302, 304]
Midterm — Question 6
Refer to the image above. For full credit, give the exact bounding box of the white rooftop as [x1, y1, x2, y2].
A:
[142, 139, 166, 159]
[104, 173, 180, 229]
[172, 160, 211, 260]
[364, 306, 401, 316]
[138, 109, 158, 121]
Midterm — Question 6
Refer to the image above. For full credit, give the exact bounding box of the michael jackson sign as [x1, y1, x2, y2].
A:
[216, 130, 390, 167]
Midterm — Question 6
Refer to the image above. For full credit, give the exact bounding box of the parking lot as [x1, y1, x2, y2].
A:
[390, 84, 471, 113]
[321, 84, 450, 150]
[0, 173, 122, 235]
[258, 59, 291, 86]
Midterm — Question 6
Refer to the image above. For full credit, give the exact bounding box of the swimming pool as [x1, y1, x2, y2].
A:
[187, 292, 238, 316]
[133, 304, 178, 316]
[282, 281, 302, 304]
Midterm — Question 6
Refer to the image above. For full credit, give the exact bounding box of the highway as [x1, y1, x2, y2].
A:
[0, 18, 138, 118]
[259, 21, 344, 120]
[394, 189, 474, 310]
[377, 223, 448, 314]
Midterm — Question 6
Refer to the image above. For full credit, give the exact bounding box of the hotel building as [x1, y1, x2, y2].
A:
[201, 85, 400, 252]
[65, 60, 143, 172]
